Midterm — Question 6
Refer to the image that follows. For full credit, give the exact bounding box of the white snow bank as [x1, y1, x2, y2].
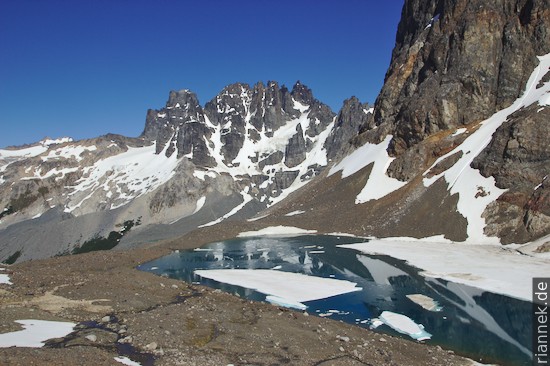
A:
[423, 53, 550, 244]
[0, 145, 48, 159]
[0, 137, 72, 159]
[328, 135, 407, 203]
[339, 239, 550, 301]
[65, 142, 179, 212]
[238, 226, 317, 237]
[193, 196, 206, 215]
[246, 214, 270, 222]
[114, 356, 142, 366]
[194, 269, 362, 310]
[0, 273, 12, 285]
[43, 144, 97, 162]
[41, 137, 73, 146]
[0, 319, 76, 347]
[284, 210, 305, 216]
[517, 233, 550, 259]
[377, 311, 431, 341]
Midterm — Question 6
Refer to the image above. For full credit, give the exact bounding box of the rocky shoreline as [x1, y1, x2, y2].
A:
[0, 223, 476, 366]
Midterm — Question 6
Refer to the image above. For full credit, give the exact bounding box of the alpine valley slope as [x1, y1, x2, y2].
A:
[253, 0, 550, 251]
[0, 81, 370, 262]
[1, 0, 550, 264]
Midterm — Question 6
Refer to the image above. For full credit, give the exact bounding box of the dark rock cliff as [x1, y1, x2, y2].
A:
[363, 0, 549, 153]
[358, 0, 549, 243]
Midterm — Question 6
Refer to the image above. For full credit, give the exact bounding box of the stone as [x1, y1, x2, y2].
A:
[145, 341, 158, 351]
[85, 334, 97, 342]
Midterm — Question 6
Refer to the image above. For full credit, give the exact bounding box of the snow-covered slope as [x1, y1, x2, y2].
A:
[311, 53, 550, 245]
[0, 81, 359, 262]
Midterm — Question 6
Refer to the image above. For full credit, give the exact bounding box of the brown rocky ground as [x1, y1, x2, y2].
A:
[0, 224, 477, 366]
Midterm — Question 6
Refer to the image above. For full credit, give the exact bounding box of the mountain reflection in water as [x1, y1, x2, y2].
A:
[139, 235, 532, 366]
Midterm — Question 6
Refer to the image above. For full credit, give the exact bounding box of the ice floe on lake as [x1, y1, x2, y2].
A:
[194, 269, 362, 310]
[375, 311, 432, 341]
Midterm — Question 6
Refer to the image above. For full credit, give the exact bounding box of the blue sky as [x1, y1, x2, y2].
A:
[0, 1, 404, 147]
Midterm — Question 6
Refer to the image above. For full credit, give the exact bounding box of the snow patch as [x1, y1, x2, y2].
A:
[246, 214, 270, 222]
[293, 98, 309, 113]
[114, 356, 143, 366]
[452, 128, 467, 136]
[199, 191, 253, 228]
[64, 142, 179, 212]
[0, 273, 12, 285]
[43, 144, 97, 162]
[238, 226, 317, 237]
[0, 319, 76, 348]
[285, 210, 305, 216]
[193, 196, 206, 214]
[329, 135, 407, 203]
[41, 137, 73, 146]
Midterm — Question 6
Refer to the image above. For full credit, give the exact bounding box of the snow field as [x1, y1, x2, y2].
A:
[0, 319, 76, 348]
[328, 135, 407, 203]
[339, 238, 550, 302]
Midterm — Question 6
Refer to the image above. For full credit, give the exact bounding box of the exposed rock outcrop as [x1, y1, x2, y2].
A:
[351, 0, 550, 243]
[363, 0, 549, 156]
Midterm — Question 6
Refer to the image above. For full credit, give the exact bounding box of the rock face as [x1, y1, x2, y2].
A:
[142, 81, 336, 170]
[349, 0, 550, 243]
[364, 0, 549, 153]
[472, 104, 550, 243]
[326, 97, 372, 160]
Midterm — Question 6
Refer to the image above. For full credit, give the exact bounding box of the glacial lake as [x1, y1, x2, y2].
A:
[139, 235, 532, 366]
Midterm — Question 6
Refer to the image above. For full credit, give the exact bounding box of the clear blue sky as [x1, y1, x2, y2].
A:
[0, 0, 404, 148]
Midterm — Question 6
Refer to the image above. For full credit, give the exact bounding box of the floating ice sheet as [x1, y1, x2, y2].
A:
[378, 311, 432, 341]
[194, 269, 362, 310]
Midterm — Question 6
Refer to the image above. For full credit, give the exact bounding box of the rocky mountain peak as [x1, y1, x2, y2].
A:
[290, 81, 314, 106]
[326, 97, 372, 160]
[166, 89, 200, 109]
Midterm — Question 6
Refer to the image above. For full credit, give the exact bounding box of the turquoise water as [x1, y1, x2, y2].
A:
[139, 235, 532, 366]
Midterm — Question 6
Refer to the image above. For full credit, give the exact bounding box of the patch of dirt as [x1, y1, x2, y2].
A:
[25, 286, 112, 314]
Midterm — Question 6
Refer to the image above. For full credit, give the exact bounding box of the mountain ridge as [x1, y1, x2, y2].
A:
[0, 80, 372, 262]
